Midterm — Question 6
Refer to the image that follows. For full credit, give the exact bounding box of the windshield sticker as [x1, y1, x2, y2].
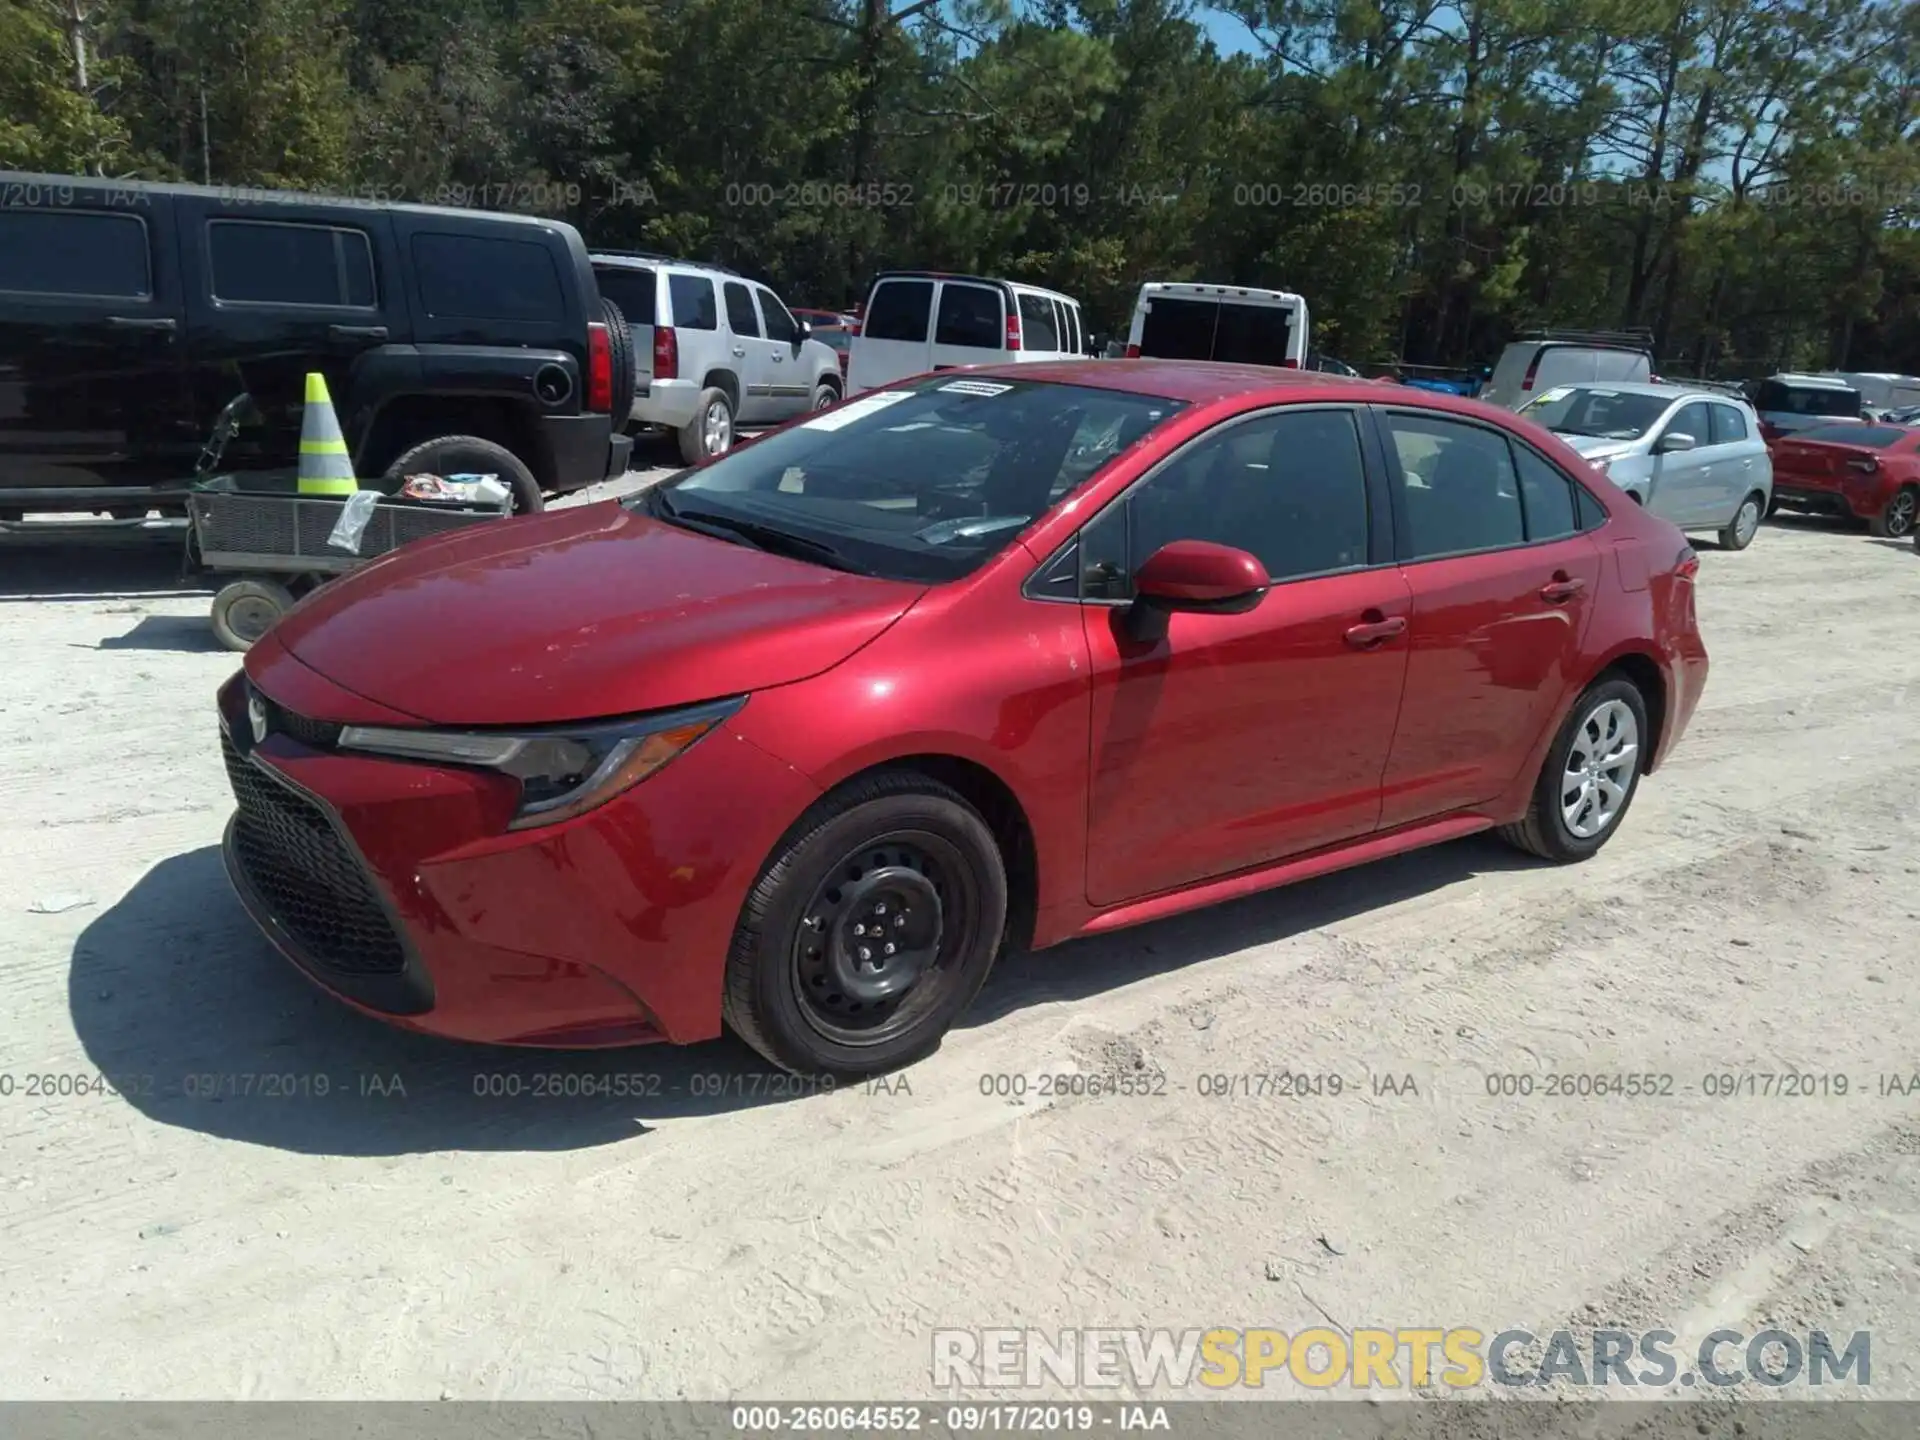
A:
[938, 379, 1015, 398]
[1534, 386, 1573, 404]
[801, 390, 917, 432]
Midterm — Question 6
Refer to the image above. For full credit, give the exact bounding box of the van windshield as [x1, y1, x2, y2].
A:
[632, 377, 1185, 583]
[1755, 381, 1862, 418]
[1518, 387, 1672, 440]
[1139, 297, 1295, 365]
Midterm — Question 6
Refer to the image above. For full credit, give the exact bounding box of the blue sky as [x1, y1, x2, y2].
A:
[1199, 7, 1261, 56]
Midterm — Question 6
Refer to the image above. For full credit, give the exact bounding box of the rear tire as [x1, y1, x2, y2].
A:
[210, 577, 296, 653]
[677, 387, 735, 466]
[379, 434, 543, 514]
[722, 772, 1009, 1079]
[1497, 677, 1650, 864]
[601, 297, 636, 421]
[1717, 491, 1764, 551]
[1869, 485, 1918, 539]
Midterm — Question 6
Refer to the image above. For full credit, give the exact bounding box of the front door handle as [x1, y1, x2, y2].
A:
[1344, 615, 1407, 649]
[106, 315, 176, 332]
[327, 323, 388, 341]
[1540, 574, 1587, 603]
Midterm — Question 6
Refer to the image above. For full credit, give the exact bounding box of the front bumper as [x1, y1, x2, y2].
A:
[215, 668, 821, 1047]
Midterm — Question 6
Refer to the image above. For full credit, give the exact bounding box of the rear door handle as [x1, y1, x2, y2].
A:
[1344, 615, 1407, 649]
[106, 315, 176, 332]
[327, 323, 388, 341]
[1540, 577, 1587, 603]
[732, 346, 746, 357]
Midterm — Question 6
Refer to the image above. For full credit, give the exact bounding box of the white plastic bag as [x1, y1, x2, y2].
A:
[327, 488, 381, 554]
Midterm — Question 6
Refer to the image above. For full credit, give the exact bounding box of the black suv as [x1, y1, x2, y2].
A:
[0, 173, 635, 516]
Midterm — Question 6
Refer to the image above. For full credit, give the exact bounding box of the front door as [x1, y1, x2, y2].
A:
[0, 191, 194, 501]
[1079, 404, 1412, 906]
[1646, 400, 1719, 526]
[754, 286, 811, 420]
[1374, 410, 1605, 829]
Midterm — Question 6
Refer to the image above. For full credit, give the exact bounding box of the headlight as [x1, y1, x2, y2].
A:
[338, 696, 744, 830]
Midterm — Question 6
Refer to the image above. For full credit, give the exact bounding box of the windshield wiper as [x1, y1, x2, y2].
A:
[667, 505, 870, 574]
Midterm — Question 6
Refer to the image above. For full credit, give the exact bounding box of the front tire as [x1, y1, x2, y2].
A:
[1717, 491, 1764, 551]
[722, 772, 1009, 1079]
[810, 380, 840, 412]
[1869, 485, 1918, 539]
[1497, 677, 1649, 863]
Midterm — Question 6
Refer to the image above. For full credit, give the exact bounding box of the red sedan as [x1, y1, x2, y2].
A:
[217, 362, 1708, 1076]
[1768, 423, 1920, 538]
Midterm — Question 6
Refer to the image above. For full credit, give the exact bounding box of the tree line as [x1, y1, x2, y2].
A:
[4, 0, 1918, 374]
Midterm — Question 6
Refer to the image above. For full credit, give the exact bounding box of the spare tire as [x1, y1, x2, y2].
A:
[380, 434, 544, 514]
[602, 296, 636, 425]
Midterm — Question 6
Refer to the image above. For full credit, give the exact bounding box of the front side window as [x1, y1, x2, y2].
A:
[758, 288, 798, 344]
[1663, 402, 1713, 447]
[635, 378, 1183, 583]
[1385, 413, 1524, 559]
[1080, 408, 1370, 596]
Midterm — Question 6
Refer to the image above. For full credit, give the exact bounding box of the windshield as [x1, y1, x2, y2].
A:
[1518, 387, 1672, 440]
[631, 377, 1185, 583]
[1755, 381, 1862, 418]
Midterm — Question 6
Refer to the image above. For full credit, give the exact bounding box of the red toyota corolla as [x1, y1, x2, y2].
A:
[217, 362, 1708, 1077]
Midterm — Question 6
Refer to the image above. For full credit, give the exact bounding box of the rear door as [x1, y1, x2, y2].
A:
[0, 187, 193, 499]
[721, 279, 778, 423]
[1017, 291, 1060, 355]
[930, 280, 1008, 370]
[176, 196, 400, 480]
[1373, 408, 1604, 828]
[1708, 401, 1763, 514]
[848, 278, 933, 393]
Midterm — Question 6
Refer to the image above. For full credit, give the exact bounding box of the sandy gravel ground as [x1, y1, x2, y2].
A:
[2, 489, 1918, 1413]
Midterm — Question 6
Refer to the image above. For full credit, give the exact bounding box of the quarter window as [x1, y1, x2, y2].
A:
[413, 233, 560, 320]
[667, 274, 718, 330]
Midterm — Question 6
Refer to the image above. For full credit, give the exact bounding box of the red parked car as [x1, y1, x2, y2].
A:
[1768, 423, 1920, 538]
[217, 363, 1709, 1076]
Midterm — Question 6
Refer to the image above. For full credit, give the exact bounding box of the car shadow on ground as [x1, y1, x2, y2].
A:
[0, 533, 206, 602]
[87, 614, 227, 653]
[70, 834, 1533, 1157]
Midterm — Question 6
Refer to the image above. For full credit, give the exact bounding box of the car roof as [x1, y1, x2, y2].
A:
[952, 358, 1399, 404]
[869, 271, 1079, 304]
[1536, 381, 1741, 403]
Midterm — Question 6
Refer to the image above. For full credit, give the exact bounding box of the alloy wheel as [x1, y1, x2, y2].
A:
[703, 401, 732, 457]
[1887, 490, 1918, 539]
[1733, 497, 1761, 546]
[1562, 698, 1639, 840]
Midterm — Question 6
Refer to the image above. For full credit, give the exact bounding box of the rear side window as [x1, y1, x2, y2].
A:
[722, 281, 759, 336]
[936, 283, 1003, 349]
[0, 210, 151, 298]
[1211, 302, 1294, 366]
[595, 268, 656, 325]
[1018, 292, 1059, 349]
[863, 280, 932, 342]
[667, 274, 718, 330]
[1512, 444, 1580, 541]
[414, 233, 562, 321]
[1385, 413, 1524, 559]
[210, 220, 375, 307]
[1708, 404, 1750, 444]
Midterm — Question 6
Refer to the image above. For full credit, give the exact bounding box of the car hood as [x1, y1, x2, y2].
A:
[1556, 434, 1639, 461]
[265, 500, 927, 726]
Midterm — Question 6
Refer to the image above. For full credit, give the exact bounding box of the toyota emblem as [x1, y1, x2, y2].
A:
[248, 692, 268, 744]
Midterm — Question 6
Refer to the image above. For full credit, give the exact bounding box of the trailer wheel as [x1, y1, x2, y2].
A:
[210, 577, 297, 653]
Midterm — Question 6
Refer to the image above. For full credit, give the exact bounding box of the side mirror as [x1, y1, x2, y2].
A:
[1121, 540, 1270, 643]
[797, 320, 812, 339]
[1655, 431, 1696, 454]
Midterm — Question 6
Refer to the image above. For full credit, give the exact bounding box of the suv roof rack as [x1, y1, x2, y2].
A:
[1519, 326, 1655, 349]
[591, 249, 740, 276]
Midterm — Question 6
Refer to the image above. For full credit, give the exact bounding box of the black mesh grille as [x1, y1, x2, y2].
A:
[261, 694, 342, 750]
[223, 732, 407, 976]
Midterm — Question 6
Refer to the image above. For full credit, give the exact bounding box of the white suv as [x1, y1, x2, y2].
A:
[846, 271, 1087, 395]
[592, 252, 845, 464]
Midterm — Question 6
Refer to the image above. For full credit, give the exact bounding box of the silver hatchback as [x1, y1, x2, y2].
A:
[1515, 382, 1773, 551]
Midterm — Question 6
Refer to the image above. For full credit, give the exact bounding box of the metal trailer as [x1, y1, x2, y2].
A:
[186, 488, 512, 651]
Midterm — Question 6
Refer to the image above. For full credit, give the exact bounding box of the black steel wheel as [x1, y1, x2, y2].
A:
[723, 772, 1008, 1078]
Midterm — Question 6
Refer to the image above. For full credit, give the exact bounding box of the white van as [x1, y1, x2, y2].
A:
[846, 271, 1086, 394]
[1480, 331, 1654, 409]
[1827, 372, 1920, 412]
[1123, 283, 1308, 367]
